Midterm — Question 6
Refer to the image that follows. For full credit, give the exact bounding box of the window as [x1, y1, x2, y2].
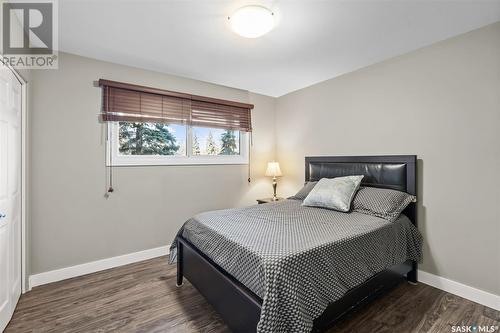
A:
[192, 127, 240, 156]
[118, 122, 187, 156]
[100, 79, 252, 166]
[108, 123, 248, 165]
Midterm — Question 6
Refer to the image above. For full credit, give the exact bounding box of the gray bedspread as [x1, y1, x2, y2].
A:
[170, 199, 422, 333]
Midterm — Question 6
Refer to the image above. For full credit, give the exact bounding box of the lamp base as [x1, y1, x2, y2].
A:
[272, 177, 278, 201]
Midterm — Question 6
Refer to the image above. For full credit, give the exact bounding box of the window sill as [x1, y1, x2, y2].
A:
[107, 155, 249, 167]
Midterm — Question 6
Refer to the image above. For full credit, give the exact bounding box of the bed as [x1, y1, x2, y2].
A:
[171, 155, 421, 333]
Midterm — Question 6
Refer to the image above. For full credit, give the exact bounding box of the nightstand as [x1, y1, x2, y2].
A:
[257, 197, 285, 204]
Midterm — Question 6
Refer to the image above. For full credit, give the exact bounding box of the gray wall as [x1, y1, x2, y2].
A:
[29, 23, 499, 297]
[276, 22, 500, 295]
[30, 53, 276, 274]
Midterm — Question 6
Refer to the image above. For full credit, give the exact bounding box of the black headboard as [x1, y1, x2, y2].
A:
[305, 155, 417, 225]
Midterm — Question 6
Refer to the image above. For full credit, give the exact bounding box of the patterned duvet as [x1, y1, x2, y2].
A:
[170, 199, 422, 333]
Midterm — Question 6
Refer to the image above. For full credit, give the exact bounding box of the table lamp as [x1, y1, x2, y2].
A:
[265, 162, 282, 201]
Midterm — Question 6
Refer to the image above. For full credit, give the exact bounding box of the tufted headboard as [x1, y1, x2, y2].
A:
[305, 155, 417, 225]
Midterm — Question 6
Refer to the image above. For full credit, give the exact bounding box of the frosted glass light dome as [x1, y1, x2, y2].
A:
[229, 6, 275, 38]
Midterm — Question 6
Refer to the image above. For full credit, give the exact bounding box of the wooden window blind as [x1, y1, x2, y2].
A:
[191, 100, 252, 131]
[99, 79, 254, 131]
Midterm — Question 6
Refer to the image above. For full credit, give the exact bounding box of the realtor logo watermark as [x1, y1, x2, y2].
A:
[2, 0, 58, 69]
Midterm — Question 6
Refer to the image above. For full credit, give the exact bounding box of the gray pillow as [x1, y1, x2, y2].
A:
[289, 181, 318, 200]
[352, 187, 416, 222]
[302, 176, 364, 212]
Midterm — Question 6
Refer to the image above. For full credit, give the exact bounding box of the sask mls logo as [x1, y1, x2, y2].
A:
[452, 325, 499, 333]
[2, 0, 58, 68]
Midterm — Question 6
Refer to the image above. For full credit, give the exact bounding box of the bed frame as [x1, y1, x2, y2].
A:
[176, 155, 417, 332]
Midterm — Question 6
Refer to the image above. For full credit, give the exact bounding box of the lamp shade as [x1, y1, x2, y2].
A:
[265, 162, 282, 177]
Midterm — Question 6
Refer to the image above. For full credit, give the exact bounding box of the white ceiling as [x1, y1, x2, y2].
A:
[59, 0, 500, 97]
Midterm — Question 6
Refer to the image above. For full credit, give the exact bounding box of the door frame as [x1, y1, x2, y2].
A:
[20, 78, 27, 294]
[1, 59, 28, 293]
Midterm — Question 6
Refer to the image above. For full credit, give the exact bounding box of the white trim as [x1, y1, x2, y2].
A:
[20, 80, 27, 294]
[29, 245, 170, 289]
[27, 247, 500, 311]
[418, 270, 500, 311]
[106, 122, 249, 166]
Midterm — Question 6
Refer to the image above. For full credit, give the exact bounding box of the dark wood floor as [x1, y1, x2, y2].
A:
[6, 257, 499, 333]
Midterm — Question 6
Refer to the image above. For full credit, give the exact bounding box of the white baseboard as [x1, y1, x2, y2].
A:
[29, 245, 170, 290]
[28, 249, 499, 311]
[418, 270, 500, 311]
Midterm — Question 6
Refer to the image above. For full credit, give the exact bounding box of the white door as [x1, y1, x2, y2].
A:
[0, 64, 22, 332]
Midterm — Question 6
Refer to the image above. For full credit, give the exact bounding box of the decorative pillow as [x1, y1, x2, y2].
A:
[289, 181, 318, 200]
[352, 187, 416, 222]
[302, 176, 364, 212]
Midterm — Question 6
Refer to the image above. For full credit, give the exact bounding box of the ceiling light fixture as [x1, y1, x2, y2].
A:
[228, 5, 275, 38]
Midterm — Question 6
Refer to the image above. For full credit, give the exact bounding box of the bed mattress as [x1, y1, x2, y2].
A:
[170, 199, 422, 333]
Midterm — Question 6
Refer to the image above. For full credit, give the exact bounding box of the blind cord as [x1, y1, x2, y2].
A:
[248, 132, 252, 183]
[107, 123, 114, 194]
[106, 86, 114, 194]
